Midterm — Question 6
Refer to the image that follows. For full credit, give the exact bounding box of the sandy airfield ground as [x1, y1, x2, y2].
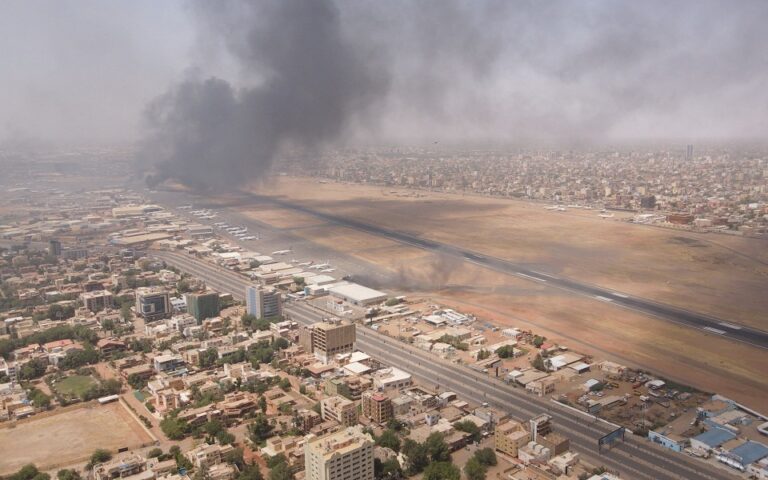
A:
[0, 402, 153, 475]
[219, 177, 768, 409]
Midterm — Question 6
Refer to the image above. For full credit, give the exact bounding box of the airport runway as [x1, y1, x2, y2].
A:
[245, 194, 768, 351]
[152, 189, 768, 349]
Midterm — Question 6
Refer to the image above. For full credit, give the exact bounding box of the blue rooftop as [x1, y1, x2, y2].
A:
[692, 427, 736, 448]
[730, 441, 768, 466]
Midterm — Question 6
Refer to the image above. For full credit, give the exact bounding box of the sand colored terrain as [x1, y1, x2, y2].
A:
[250, 177, 768, 328]
[209, 177, 768, 409]
[0, 402, 153, 474]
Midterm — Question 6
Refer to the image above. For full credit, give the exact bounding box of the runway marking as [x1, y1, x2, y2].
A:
[518, 273, 547, 282]
[595, 295, 613, 302]
[718, 322, 742, 330]
[531, 270, 555, 278]
[612, 292, 629, 298]
[703, 327, 726, 335]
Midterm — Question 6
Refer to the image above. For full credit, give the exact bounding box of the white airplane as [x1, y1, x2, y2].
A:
[312, 263, 330, 270]
[242, 235, 256, 240]
[599, 213, 614, 218]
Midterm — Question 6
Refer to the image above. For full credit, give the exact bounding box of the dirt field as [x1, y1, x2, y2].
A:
[208, 176, 768, 410]
[0, 402, 153, 474]
[247, 177, 768, 328]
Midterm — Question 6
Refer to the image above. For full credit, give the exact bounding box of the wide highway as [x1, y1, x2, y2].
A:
[151, 250, 739, 480]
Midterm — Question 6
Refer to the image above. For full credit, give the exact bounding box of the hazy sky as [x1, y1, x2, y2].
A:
[2, 0, 767, 148]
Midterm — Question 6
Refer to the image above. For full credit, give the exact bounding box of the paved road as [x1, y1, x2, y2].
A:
[151, 250, 739, 480]
[244, 194, 768, 350]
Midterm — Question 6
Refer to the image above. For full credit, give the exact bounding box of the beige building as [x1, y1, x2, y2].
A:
[310, 321, 356, 363]
[321, 395, 359, 427]
[361, 391, 393, 425]
[305, 426, 374, 480]
[81, 290, 114, 312]
[495, 420, 531, 457]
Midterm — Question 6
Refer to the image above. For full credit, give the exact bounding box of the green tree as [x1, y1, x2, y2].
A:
[121, 303, 133, 323]
[127, 373, 148, 390]
[259, 395, 268, 413]
[532, 335, 546, 348]
[374, 458, 403, 480]
[453, 420, 481, 443]
[402, 439, 429, 475]
[376, 429, 401, 452]
[199, 348, 219, 369]
[90, 449, 112, 465]
[8, 465, 50, 480]
[18, 359, 47, 380]
[29, 388, 52, 409]
[160, 415, 190, 440]
[147, 448, 163, 459]
[422, 462, 460, 480]
[56, 469, 81, 480]
[268, 462, 294, 480]
[237, 465, 263, 480]
[278, 377, 291, 391]
[248, 413, 274, 444]
[474, 448, 497, 467]
[532, 353, 546, 372]
[464, 457, 487, 480]
[425, 432, 451, 462]
[495, 345, 515, 358]
[476, 349, 491, 360]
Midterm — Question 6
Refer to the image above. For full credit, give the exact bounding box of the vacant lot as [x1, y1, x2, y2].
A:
[55, 375, 97, 398]
[0, 402, 153, 474]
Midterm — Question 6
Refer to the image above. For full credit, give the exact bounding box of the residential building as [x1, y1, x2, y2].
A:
[245, 285, 282, 319]
[81, 290, 114, 312]
[496, 420, 531, 457]
[153, 353, 186, 374]
[186, 292, 220, 323]
[321, 395, 359, 427]
[361, 391, 393, 425]
[304, 426, 374, 480]
[186, 443, 235, 469]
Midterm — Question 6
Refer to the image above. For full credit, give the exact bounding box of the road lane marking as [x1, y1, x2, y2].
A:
[612, 292, 629, 298]
[703, 327, 726, 335]
[595, 295, 613, 302]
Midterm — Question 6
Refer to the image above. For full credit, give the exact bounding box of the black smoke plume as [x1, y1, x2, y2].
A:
[141, 0, 387, 190]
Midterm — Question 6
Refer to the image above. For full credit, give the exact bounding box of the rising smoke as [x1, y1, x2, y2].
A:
[138, 0, 768, 189]
[140, 0, 388, 190]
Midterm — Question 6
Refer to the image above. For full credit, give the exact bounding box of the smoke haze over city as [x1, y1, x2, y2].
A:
[1, 0, 767, 156]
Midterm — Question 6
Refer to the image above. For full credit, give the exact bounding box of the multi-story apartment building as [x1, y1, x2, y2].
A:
[321, 395, 359, 427]
[304, 426, 374, 480]
[361, 391, 393, 425]
[81, 289, 114, 312]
